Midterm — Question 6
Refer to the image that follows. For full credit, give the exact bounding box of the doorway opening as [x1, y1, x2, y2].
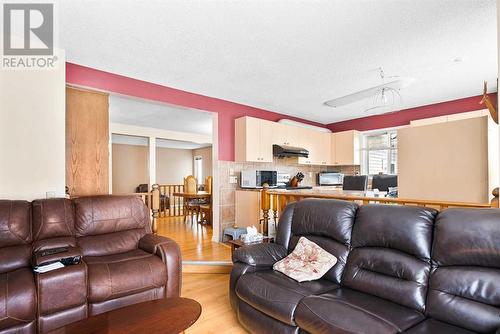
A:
[108, 94, 228, 263]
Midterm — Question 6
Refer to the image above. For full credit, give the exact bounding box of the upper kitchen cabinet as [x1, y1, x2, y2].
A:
[235, 116, 274, 162]
[331, 130, 361, 165]
[273, 122, 301, 147]
[298, 128, 331, 165]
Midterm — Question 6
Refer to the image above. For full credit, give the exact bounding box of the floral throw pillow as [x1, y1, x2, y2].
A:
[273, 237, 337, 282]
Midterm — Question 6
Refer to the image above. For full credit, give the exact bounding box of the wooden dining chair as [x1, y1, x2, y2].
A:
[183, 176, 199, 224]
[205, 176, 213, 194]
[199, 176, 213, 226]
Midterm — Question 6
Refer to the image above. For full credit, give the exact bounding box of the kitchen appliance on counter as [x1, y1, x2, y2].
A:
[318, 172, 344, 186]
[240, 170, 278, 188]
[277, 173, 291, 188]
[276, 172, 313, 190]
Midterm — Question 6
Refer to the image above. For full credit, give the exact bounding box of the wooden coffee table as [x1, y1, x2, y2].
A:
[49, 297, 201, 334]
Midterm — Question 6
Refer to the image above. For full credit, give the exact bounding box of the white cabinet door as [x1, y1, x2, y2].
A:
[316, 132, 332, 165]
[259, 120, 274, 162]
[298, 128, 314, 165]
[332, 130, 360, 165]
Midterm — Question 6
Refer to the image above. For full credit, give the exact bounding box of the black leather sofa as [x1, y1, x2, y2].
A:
[230, 199, 500, 334]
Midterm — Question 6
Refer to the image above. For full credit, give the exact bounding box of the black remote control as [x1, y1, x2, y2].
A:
[40, 247, 68, 257]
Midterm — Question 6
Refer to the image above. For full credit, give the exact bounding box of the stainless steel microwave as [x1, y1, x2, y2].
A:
[318, 172, 344, 186]
[240, 170, 278, 188]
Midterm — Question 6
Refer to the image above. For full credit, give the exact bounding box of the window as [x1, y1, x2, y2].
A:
[194, 156, 203, 183]
[361, 130, 397, 175]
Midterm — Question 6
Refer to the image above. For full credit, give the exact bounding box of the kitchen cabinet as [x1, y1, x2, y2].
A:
[331, 130, 360, 165]
[298, 129, 331, 165]
[273, 123, 301, 147]
[235, 116, 359, 166]
[235, 190, 261, 228]
[235, 116, 273, 162]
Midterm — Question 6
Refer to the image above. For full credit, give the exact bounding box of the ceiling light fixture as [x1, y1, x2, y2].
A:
[324, 68, 414, 112]
[364, 68, 402, 113]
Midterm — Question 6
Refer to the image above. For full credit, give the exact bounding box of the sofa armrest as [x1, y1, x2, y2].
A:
[139, 234, 182, 298]
[232, 243, 288, 267]
[139, 234, 172, 254]
[32, 246, 82, 267]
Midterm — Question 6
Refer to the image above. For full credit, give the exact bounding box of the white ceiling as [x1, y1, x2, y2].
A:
[109, 95, 213, 135]
[60, 0, 497, 124]
[112, 133, 211, 149]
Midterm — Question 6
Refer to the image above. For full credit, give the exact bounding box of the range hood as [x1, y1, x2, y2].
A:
[273, 144, 309, 158]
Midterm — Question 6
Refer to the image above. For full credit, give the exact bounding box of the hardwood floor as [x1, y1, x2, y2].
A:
[156, 216, 232, 262]
[182, 273, 247, 334]
[158, 218, 245, 331]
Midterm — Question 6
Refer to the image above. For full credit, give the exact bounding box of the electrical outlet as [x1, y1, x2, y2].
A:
[46, 191, 56, 199]
[229, 168, 235, 176]
[309, 172, 313, 178]
[229, 176, 238, 184]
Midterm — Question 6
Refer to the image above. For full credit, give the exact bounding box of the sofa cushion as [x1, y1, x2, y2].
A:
[295, 288, 425, 334]
[86, 249, 166, 303]
[343, 204, 436, 312]
[32, 198, 76, 251]
[74, 196, 151, 256]
[235, 270, 338, 326]
[74, 196, 150, 237]
[273, 237, 337, 282]
[32, 199, 74, 241]
[287, 199, 358, 284]
[0, 201, 32, 274]
[0, 268, 36, 331]
[238, 300, 299, 334]
[425, 208, 500, 333]
[404, 318, 476, 334]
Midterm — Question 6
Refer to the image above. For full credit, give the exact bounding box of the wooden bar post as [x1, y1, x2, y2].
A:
[272, 194, 278, 231]
[151, 184, 160, 234]
[261, 189, 271, 235]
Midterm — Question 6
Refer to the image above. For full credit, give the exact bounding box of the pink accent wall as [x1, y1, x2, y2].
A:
[66, 62, 326, 161]
[328, 93, 497, 132]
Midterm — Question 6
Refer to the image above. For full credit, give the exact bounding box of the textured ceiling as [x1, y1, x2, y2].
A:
[109, 95, 213, 135]
[60, 0, 497, 124]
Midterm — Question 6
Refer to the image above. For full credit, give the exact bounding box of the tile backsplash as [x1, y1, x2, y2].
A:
[216, 158, 360, 240]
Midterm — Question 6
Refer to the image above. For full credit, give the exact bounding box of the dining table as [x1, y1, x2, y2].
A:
[173, 191, 212, 200]
[173, 191, 212, 224]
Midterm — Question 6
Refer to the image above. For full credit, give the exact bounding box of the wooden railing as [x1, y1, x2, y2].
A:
[157, 184, 185, 217]
[260, 189, 497, 236]
[131, 184, 160, 234]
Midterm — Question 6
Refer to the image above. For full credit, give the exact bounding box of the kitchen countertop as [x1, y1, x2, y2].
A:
[237, 186, 343, 192]
[267, 188, 388, 198]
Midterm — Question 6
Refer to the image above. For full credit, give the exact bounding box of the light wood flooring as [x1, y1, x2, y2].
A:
[183, 273, 247, 334]
[156, 216, 232, 262]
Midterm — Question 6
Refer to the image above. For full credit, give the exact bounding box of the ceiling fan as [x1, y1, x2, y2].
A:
[324, 68, 415, 111]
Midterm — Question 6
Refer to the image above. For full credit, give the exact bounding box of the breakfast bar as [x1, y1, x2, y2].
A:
[259, 188, 494, 236]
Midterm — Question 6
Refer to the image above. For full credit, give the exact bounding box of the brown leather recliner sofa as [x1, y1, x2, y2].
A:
[0, 195, 181, 334]
[230, 198, 500, 334]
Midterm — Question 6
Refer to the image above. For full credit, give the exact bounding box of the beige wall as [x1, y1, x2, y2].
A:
[112, 144, 149, 194]
[156, 147, 193, 184]
[193, 146, 213, 180]
[398, 116, 490, 203]
[0, 51, 66, 200]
